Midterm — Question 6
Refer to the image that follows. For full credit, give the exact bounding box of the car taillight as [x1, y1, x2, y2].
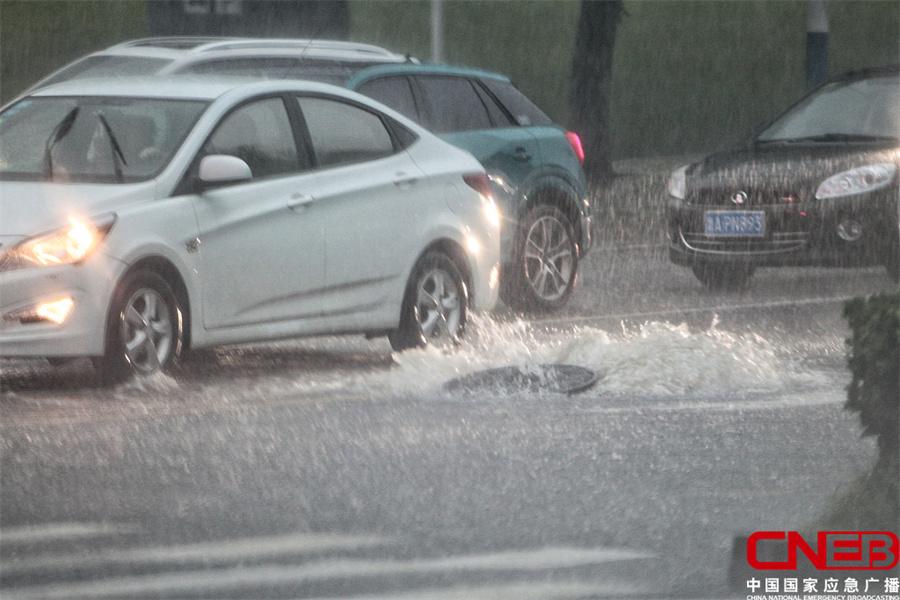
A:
[463, 173, 493, 199]
[565, 131, 585, 165]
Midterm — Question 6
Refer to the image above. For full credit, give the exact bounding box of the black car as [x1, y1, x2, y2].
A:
[667, 64, 899, 288]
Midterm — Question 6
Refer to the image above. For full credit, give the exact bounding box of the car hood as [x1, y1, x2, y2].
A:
[0, 180, 157, 238]
[686, 141, 900, 200]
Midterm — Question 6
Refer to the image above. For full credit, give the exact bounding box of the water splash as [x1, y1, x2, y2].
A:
[115, 370, 181, 396]
[98, 314, 828, 403]
[374, 314, 825, 398]
[557, 318, 823, 396]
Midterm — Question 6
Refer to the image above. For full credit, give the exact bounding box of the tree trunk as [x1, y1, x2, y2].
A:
[568, 0, 624, 183]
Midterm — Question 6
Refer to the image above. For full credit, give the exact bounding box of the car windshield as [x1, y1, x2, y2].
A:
[757, 74, 900, 142]
[0, 96, 208, 183]
[176, 57, 382, 87]
[37, 55, 172, 88]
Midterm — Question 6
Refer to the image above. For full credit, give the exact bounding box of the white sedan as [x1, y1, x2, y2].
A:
[0, 77, 500, 382]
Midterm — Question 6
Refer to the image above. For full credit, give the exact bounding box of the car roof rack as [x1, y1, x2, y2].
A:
[113, 37, 238, 50]
[112, 37, 402, 59]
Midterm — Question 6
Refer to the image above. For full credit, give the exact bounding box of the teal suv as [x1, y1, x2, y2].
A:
[346, 64, 593, 312]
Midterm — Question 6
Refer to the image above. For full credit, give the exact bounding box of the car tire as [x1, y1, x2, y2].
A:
[691, 262, 755, 291]
[501, 204, 578, 313]
[95, 270, 183, 384]
[389, 252, 468, 352]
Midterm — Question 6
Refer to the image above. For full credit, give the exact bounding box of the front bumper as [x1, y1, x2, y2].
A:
[666, 190, 898, 268]
[0, 255, 124, 358]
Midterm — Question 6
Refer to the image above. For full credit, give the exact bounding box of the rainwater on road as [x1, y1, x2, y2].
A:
[2, 162, 895, 599]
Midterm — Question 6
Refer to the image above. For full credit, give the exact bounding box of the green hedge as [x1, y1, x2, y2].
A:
[804, 292, 898, 534]
[843, 291, 899, 459]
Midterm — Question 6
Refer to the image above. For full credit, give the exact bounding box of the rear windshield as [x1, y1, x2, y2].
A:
[38, 56, 172, 88]
[0, 96, 208, 183]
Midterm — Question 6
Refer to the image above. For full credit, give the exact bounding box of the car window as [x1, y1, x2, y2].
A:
[355, 76, 420, 123]
[473, 82, 516, 128]
[479, 78, 554, 127]
[178, 57, 354, 86]
[296, 96, 395, 168]
[415, 76, 493, 134]
[386, 117, 419, 151]
[202, 97, 302, 179]
[180, 57, 299, 78]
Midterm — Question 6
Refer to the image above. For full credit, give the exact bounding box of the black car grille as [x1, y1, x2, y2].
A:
[678, 228, 808, 255]
[688, 189, 803, 207]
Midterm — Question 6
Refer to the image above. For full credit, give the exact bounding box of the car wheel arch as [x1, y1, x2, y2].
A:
[520, 181, 584, 256]
[395, 239, 472, 322]
[390, 243, 471, 352]
[418, 239, 473, 298]
[105, 256, 193, 355]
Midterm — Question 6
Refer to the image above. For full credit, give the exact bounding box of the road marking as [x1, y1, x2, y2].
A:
[2, 531, 393, 575]
[303, 580, 651, 600]
[0, 522, 141, 544]
[5, 546, 655, 599]
[534, 295, 862, 327]
[582, 389, 843, 415]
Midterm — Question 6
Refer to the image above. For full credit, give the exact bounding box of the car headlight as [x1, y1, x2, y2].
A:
[816, 163, 896, 199]
[1, 214, 116, 272]
[668, 165, 688, 200]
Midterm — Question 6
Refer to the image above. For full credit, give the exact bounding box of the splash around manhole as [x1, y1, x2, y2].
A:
[443, 364, 601, 395]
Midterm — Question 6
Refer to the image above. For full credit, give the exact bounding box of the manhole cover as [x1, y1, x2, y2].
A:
[443, 364, 600, 395]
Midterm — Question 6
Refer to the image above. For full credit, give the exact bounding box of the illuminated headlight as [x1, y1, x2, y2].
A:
[4, 297, 74, 325]
[816, 163, 896, 199]
[668, 166, 688, 200]
[1, 214, 116, 272]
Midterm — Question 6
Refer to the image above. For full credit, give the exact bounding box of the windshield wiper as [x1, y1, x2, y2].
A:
[97, 113, 128, 183]
[42, 107, 80, 180]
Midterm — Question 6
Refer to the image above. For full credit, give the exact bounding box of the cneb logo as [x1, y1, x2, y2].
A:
[747, 531, 899, 570]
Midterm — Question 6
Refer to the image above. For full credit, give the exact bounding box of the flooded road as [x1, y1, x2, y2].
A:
[2, 169, 896, 599]
[2, 240, 890, 417]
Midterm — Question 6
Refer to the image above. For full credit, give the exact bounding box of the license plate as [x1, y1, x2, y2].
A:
[704, 211, 765, 237]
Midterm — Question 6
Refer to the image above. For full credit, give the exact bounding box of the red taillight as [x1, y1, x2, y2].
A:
[463, 173, 492, 199]
[565, 131, 585, 165]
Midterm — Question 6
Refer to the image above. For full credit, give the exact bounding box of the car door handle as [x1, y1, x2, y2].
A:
[514, 148, 532, 162]
[393, 172, 420, 188]
[287, 194, 315, 210]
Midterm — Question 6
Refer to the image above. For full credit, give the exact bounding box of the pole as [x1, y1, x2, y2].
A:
[806, 0, 829, 90]
[431, 0, 445, 63]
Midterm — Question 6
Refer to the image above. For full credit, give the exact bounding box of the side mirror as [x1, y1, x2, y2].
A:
[198, 155, 252, 188]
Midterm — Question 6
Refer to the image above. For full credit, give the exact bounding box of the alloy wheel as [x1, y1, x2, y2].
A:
[415, 268, 462, 346]
[120, 287, 175, 374]
[523, 214, 575, 302]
